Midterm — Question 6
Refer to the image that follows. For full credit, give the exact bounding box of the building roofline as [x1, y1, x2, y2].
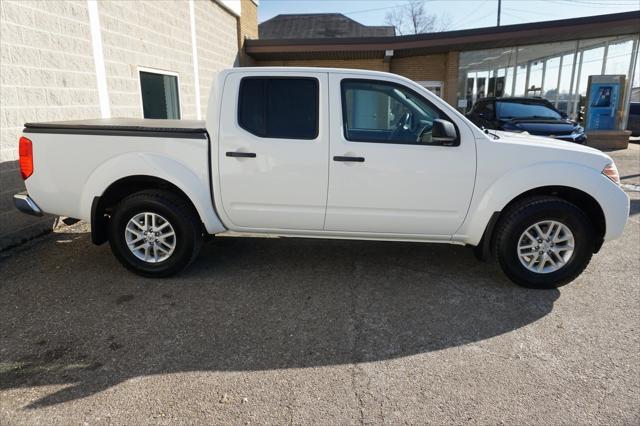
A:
[258, 13, 395, 40]
[246, 11, 640, 60]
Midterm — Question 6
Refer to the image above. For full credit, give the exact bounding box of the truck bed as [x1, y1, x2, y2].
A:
[21, 117, 220, 233]
[24, 118, 207, 139]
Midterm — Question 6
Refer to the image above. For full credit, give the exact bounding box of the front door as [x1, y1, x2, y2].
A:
[218, 71, 329, 230]
[325, 74, 477, 238]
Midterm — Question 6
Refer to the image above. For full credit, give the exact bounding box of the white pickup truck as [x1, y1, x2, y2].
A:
[15, 67, 629, 288]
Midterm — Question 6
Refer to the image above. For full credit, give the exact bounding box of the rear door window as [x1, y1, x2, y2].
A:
[238, 77, 319, 139]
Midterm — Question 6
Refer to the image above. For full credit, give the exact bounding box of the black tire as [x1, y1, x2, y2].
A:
[108, 190, 203, 278]
[494, 196, 594, 289]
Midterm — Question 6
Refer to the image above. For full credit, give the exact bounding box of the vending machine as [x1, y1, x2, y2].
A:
[585, 75, 625, 131]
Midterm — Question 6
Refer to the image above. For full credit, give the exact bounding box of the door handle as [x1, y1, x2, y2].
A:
[226, 151, 256, 158]
[333, 156, 365, 162]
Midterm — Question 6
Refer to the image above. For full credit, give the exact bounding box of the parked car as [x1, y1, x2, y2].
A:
[627, 102, 640, 136]
[14, 68, 629, 288]
[467, 97, 587, 143]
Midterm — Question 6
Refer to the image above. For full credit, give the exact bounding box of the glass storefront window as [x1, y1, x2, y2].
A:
[504, 67, 514, 97]
[557, 53, 575, 96]
[634, 51, 640, 92]
[543, 57, 561, 99]
[514, 64, 527, 96]
[457, 35, 639, 124]
[577, 46, 605, 96]
[528, 60, 544, 96]
[457, 46, 518, 112]
[605, 39, 634, 75]
[476, 70, 489, 100]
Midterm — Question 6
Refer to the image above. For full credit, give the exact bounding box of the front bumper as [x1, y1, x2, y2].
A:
[602, 179, 630, 242]
[13, 192, 43, 217]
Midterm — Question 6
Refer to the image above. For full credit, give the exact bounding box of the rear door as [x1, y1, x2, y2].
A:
[218, 70, 329, 230]
[325, 73, 477, 237]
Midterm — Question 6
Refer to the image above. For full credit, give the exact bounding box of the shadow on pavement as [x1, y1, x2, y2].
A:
[0, 232, 559, 408]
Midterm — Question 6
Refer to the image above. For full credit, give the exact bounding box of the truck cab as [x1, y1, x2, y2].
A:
[211, 69, 476, 238]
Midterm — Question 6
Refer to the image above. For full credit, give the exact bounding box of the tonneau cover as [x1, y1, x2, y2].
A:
[24, 118, 206, 134]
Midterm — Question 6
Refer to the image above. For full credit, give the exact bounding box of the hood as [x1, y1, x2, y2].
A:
[500, 118, 578, 136]
[492, 130, 611, 169]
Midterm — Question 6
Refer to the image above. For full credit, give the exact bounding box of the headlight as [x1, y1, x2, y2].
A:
[602, 163, 620, 185]
[571, 126, 584, 136]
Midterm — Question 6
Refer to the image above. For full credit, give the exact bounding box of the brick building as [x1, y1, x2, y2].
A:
[0, 0, 258, 249]
[248, 12, 639, 120]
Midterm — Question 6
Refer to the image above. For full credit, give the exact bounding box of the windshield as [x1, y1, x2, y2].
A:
[497, 101, 561, 120]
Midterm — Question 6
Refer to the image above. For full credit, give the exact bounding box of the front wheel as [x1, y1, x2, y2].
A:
[494, 196, 595, 289]
[108, 190, 203, 277]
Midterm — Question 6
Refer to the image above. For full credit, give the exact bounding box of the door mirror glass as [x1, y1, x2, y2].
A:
[430, 119, 459, 146]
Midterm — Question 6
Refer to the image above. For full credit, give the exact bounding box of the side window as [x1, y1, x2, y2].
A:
[475, 101, 495, 120]
[341, 79, 445, 145]
[470, 101, 483, 114]
[139, 70, 181, 119]
[238, 77, 319, 139]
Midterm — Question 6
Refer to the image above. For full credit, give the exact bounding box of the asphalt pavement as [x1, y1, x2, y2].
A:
[1, 144, 638, 424]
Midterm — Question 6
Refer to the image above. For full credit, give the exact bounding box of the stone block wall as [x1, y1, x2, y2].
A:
[0, 0, 100, 249]
[0, 0, 253, 250]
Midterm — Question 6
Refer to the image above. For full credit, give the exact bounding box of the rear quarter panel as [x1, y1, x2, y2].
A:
[23, 132, 225, 234]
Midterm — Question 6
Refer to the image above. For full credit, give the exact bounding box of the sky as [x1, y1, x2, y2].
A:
[258, 0, 640, 31]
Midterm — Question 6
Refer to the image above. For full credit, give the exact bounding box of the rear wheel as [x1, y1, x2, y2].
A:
[494, 196, 594, 289]
[108, 190, 203, 277]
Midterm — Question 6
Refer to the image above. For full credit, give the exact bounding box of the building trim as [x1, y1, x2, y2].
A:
[87, 0, 110, 118]
[246, 11, 640, 61]
[216, 0, 241, 17]
[189, 0, 202, 120]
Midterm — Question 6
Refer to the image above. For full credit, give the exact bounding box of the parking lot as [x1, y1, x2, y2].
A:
[1, 144, 638, 424]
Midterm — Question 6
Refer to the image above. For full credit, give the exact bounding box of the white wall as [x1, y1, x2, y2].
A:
[0, 0, 241, 249]
[0, 0, 101, 247]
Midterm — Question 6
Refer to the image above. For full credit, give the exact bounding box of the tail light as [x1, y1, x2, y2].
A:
[19, 136, 33, 180]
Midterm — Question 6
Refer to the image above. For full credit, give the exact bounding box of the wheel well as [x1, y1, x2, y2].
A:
[91, 175, 201, 245]
[479, 186, 606, 258]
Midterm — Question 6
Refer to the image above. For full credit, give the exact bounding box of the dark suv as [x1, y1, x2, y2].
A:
[466, 97, 586, 144]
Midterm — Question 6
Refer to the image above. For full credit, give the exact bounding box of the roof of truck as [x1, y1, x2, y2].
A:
[220, 67, 419, 88]
[226, 66, 395, 75]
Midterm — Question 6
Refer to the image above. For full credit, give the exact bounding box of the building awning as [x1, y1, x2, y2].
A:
[246, 11, 640, 61]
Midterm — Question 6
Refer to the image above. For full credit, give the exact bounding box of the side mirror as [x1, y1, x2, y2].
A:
[560, 112, 568, 119]
[431, 119, 458, 146]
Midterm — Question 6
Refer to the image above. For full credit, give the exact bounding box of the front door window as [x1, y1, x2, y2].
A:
[341, 79, 444, 145]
